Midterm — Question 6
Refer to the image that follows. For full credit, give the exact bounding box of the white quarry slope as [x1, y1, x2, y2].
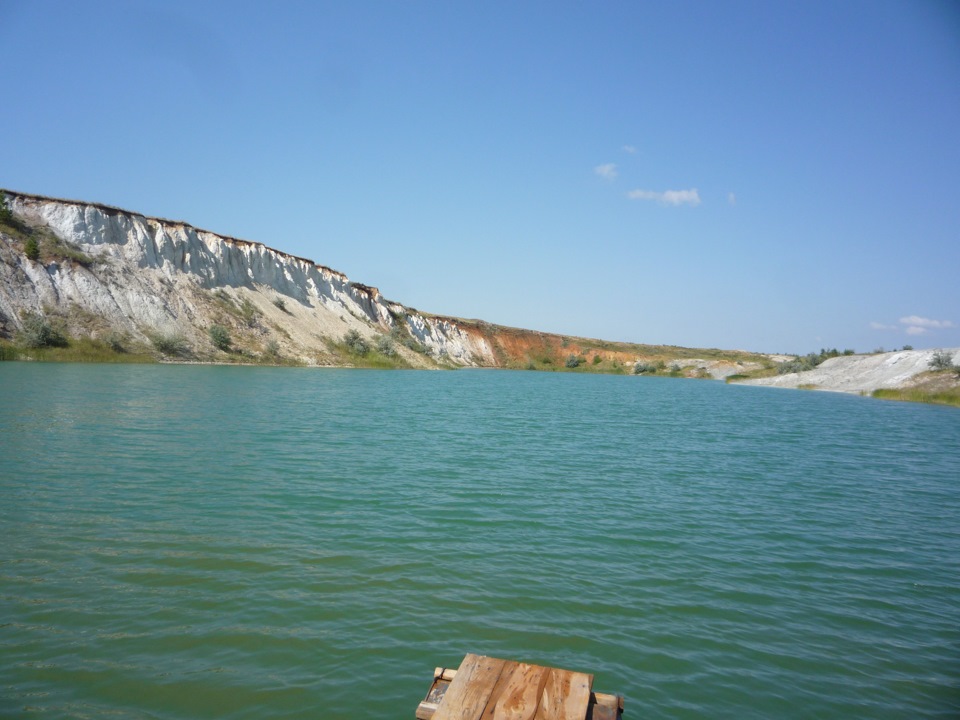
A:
[737, 349, 960, 394]
[0, 191, 496, 365]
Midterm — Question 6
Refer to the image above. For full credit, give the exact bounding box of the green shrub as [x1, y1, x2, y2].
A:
[777, 353, 823, 375]
[272, 297, 287, 313]
[929, 350, 956, 372]
[777, 359, 803, 374]
[777, 349, 841, 375]
[209, 324, 232, 351]
[778, 348, 847, 374]
[387, 310, 409, 335]
[24, 236, 40, 261]
[565, 354, 581, 368]
[633, 361, 658, 374]
[390, 319, 415, 344]
[239, 297, 260, 326]
[343, 329, 369, 356]
[376, 335, 396, 357]
[403, 336, 427, 354]
[39, 234, 95, 266]
[592, 355, 602, 365]
[149, 331, 188, 356]
[0, 196, 13, 226]
[264, 339, 280, 357]
[105, 331, 128, 353]
[777, 359, 801, 374]
[18, 311, 68, 348]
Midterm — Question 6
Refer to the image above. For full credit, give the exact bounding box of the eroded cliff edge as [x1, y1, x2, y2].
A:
[0, 190, 503, 367]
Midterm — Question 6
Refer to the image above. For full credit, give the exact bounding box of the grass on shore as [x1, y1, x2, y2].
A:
[870, 369, 960, 408]
[0, 334, 303, 367]
[1, 324, 428, 369]
[872, 387, 960, 408]
[0, 337, 155, 363]
[340, 350, 415, 369]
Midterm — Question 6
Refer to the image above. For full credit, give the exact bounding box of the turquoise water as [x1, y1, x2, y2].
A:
[1, 364, 958, 719]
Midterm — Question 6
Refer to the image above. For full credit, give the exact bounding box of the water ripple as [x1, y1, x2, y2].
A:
[2, 365, 959, 718]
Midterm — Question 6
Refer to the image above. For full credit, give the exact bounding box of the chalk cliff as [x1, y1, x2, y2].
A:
[0, 190, 500, 366]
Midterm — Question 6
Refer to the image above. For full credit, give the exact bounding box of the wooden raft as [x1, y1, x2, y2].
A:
[416, 653, 624, 720]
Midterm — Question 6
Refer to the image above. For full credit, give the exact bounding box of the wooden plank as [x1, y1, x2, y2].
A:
[434, 667, 458, 682]
[490, 662, 549, 720]
[435, 669, 623, 712]
[589, 693, 622, 710]
[478, 660, 519, 720]
[417, 701, 438, 720]
[433, 654, 507, 720]
[423, 656, 621, 720]
[533, 668, 593, 720]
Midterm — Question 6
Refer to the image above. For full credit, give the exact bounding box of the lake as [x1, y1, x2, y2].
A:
[1, 363, 958, 718]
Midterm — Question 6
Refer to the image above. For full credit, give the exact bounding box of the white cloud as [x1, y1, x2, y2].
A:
[594, 163, 618, 181]
[899, 315, 955, 329]
[627, 188, 701, 207]
[872, 316, 955, 335]
[727, 192, 736, 205]
[622, 145, 636, 154]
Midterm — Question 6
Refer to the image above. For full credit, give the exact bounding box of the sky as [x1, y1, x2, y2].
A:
[1, 0, 959, 354]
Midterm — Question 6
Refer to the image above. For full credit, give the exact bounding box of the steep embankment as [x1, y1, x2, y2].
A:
[733, 349, 960, 395]
[0, 189, 765, 372]
[0, 190, 500, 367]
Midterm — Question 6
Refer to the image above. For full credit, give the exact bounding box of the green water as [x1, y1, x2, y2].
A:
[1, 364, 958, 718]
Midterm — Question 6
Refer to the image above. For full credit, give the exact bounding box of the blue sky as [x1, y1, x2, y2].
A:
[2, 1, 958, 353]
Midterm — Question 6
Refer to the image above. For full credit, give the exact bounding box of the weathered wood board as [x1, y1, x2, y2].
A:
[535, 668, 593, 720]
[432, 655, 510, 720]
[420, 654, 619, 720]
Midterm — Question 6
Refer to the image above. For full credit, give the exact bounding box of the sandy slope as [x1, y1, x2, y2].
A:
[735, 349, 960, 394]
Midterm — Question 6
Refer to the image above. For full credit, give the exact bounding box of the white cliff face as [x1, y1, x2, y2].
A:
[405, 314, 495, 364]
[0, 191, 496, 365]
